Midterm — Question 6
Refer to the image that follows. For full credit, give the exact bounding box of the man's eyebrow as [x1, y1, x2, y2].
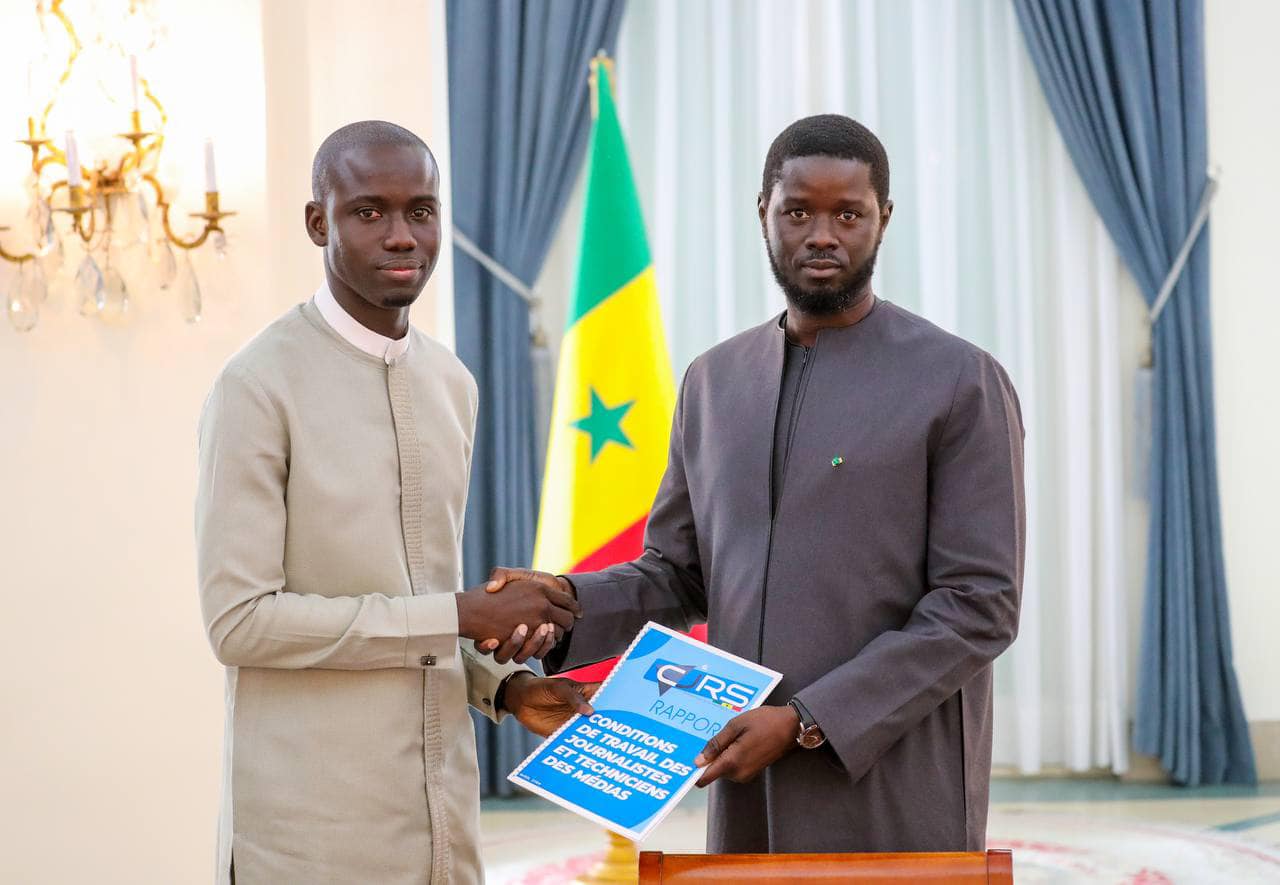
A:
[779, 192, 874, 205]
[340, 194, 440, 210]
[343, 193, 438, 203]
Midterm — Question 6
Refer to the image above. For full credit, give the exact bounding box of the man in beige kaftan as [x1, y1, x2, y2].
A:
[196, 121, 589, 884]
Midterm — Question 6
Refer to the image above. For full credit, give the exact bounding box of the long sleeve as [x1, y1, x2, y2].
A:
[461, 641, 526, 723]
[545, 372, 707, 673]
[195, 366, 461, 670]
[794, 350, 1025, 782]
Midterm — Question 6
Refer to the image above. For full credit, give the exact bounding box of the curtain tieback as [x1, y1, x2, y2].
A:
[1148, 167, 1220, 326]
[452, 228, 547, 346]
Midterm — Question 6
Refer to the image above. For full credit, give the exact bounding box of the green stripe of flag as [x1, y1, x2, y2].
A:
[567, 62, 651, 327]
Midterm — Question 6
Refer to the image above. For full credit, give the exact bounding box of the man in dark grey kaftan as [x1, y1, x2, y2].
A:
[489, 115, 1024, 854]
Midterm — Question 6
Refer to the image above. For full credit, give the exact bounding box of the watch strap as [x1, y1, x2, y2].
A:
[788, 697, 817, 730]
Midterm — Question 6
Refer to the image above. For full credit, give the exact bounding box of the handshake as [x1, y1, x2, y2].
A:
[454, 567, 579, 664]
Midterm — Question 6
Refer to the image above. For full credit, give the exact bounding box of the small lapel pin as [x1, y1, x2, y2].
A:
[831, 456, 844, 468]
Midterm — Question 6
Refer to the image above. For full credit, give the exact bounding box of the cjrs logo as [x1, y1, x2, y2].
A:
[642, 660, 757, 712]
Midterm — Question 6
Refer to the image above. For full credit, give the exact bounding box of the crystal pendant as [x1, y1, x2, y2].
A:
[135, 195, 151, 246]
[8, 261, 45, 332]
[37, 217, 63, 282]
[211, 229, 228, 259]
[76, 255, 106, 316]
[112, 193, 149, 248]
[103, 263, 131, 319]
[156, 239, 178, 289]
[177, 253, 202, 323]
[27, 197, 51, 241]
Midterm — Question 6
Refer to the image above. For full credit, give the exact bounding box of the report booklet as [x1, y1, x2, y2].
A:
[508, 622, 783, 841]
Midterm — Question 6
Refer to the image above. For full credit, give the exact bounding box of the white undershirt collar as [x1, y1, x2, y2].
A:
[314, 282, 411, 365]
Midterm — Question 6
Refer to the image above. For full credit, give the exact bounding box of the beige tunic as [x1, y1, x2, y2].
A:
[196, 300, 521, 883]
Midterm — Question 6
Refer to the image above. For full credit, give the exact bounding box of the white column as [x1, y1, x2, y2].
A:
[1092, 217, 1130, 773]
[426, 0, 455, 350]
[911, 0, 959, 333]
[711, 0, 736, 342]
[653, 0, 680, 332]
[855, 0, 879, 129]
[1048, 134, 1096, 773]
[817, 0, 848, 114]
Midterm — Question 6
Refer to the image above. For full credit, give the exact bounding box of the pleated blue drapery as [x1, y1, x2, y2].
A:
[1012, 0, 1255, 785]
[445, 0, 626, 796]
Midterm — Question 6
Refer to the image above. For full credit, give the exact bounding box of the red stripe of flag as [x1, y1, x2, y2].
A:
[561, 514, 707, 683]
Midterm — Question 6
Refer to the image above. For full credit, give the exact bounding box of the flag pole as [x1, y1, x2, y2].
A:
[574, 829, 641, 885]
[588, 50, 616, 120]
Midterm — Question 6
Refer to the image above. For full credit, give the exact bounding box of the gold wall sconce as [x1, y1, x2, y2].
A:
[2, 0, 233, 332]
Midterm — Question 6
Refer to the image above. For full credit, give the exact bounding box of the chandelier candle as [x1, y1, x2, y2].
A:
[130, 55, 140, 113]
[204, 139, 217, 194]
[64, 131, 81, 188]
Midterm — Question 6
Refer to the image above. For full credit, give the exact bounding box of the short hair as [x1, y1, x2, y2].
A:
[760, 114, 890, 207]
[311, 120, 435, 202]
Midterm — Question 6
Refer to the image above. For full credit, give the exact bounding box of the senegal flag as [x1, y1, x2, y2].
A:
[532, 58, 680, 678]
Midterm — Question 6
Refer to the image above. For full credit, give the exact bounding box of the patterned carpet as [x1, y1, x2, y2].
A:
[479, 780, 1280, 884]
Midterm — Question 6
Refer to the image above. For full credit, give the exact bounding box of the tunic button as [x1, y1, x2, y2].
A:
[420, 655, 436, 667]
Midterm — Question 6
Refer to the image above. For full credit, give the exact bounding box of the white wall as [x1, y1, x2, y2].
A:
[0, 3, 269, 880]
[0, 1, 452, 881]
[1206, 1, 1280, 723]
[261, 0, 455, 348]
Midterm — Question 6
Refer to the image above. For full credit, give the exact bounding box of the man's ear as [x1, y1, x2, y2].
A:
[757, 192, 768, 238]
[304, 201, 327, 247]
[878, 198, 894, 238]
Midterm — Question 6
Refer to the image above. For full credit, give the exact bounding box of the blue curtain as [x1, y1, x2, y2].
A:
[446, 0, 626, 796]
[1012, 0, 1254, 785]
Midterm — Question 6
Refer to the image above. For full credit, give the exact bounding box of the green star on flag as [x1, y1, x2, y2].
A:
[572, 388, 636, 462]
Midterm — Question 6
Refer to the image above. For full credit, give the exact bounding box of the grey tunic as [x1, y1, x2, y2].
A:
[546, 300, 1025, 853]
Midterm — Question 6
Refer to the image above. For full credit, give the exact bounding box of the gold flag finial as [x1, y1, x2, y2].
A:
[588, 51, 616, 120]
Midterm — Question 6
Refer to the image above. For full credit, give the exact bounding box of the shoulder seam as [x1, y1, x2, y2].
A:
[937, 348, 977, 446]
[222, 363, 289, 444]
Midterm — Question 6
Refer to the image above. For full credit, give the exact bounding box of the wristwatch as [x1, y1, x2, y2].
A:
[787, 698, 826, 749]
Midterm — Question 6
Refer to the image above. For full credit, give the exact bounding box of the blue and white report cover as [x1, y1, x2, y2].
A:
[507, 622, 783, 841]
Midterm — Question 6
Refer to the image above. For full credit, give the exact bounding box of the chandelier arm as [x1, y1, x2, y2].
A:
[161, 202, 214, 251]
[140, 79, 168, 130]
[143, 174, 215, 250]
[0, 230, 36, 264]
[39, 0, 83, 138]
[34, 151, 84, 186]
[73, 205, 97, 244]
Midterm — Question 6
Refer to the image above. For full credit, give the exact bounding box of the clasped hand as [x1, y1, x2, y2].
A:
[466, 567, 800, 786]
[454, 568, 580, 663]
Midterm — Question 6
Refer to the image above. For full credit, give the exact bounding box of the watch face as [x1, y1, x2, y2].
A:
[798, 726, 825, 750]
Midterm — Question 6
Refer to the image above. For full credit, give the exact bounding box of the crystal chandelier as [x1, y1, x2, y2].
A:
[1, 0, 233, 333]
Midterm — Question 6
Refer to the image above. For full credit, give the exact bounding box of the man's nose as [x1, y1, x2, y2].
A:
[383, 215, 416, 251]
[804, 217, 838, 251]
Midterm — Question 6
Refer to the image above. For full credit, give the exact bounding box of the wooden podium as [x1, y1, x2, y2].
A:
[637, 849, 1013, 883]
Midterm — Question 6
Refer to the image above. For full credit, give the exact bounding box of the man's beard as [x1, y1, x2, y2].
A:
[767, 241, 880, 316]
